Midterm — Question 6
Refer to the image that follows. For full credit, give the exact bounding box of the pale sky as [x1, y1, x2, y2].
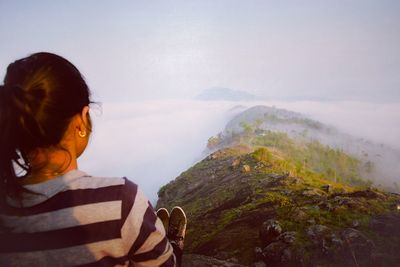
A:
[1, 1, 400, 200]
[1, 0, 399, 102]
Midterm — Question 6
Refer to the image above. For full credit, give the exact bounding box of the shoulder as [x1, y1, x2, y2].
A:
[64, 171, 140, 194]
[63, 171, 141, 206]
[65, 172, 127, 190]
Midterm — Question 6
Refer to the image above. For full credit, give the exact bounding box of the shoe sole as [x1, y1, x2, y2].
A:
[168, 206, 187, 241]
[156, 208, 170, 233]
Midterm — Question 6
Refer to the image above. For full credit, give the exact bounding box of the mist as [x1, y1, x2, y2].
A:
[78, 100, 236, 202]
[1, 0, 399, 201]
[78, 99, 400, 202]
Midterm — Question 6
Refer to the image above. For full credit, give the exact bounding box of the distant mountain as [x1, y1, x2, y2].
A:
[195, 87, 259, 101]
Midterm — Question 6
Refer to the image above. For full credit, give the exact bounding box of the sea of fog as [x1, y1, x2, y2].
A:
[78, 99, 400, 203]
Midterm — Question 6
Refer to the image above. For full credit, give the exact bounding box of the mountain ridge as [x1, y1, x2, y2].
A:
[157, 105, 400, 266]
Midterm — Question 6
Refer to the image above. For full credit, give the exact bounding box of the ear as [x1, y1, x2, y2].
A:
[77, 106, 90, 131]
[81, 106, 90, 123]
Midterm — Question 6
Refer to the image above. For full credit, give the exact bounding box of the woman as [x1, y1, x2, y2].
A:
[0, 52, 185, 266]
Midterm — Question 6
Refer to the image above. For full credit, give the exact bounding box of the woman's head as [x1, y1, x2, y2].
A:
[0, 52, 92, 198]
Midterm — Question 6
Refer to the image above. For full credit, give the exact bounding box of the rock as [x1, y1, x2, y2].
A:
[290, 176, 303, 185]
[370, 252, 387, 265]
[259, 219, 282, 246]
[318, 201, 333, 211]
[331, 233, 344, 248]
[228, 257, 239, 263]
[210, 154, 218, 160]
[262, 241, 288, 262]
[332, 196, 358, 208]
[369, 213, 400, 236]
[242, 164, 251, 173]
[302, 188, 325, 197]
[306, 224, 346, 258]
[252, 261, 266, 267]
[278, 231, 297, 244]
[231, 159, 241, 169]
[341, 228, 376, 260]
[268, 173, 287, 179]
[321, 184, 332, 193]
[281, 247, 293, 262]
[182, 254, 246, 267]
[306, 224, 332, 247]
[215, 251, 230, 260]
[260, 232, 299, 264]
[292, 209, 308, 221]
[306, 224, 330, 237]
[348, 189, 386, 200]
[254, 247, 263, 260]
[307, 218, 316, 225]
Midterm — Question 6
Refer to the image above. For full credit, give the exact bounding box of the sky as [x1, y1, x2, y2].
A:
[1, 1, 399, 201]
[0, 0, 399, 102]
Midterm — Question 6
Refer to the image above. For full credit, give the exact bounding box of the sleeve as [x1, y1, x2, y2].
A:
[120, 178, 176, 267]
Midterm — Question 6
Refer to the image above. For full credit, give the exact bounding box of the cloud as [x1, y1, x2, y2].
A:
[78, 100, 237, 202]
[78, 99, 400, 202]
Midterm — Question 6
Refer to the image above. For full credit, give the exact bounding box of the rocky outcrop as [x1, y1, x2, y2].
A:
[157, 146, 400, 266]
[182, 254, 247, 267]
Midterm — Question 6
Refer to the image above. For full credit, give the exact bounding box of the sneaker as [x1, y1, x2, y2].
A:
[156, 208, 170, 233]
[168, 206, 187, 250]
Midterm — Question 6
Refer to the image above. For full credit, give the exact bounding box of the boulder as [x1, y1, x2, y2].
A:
[306, 224, 332, 247]
[348, 189, 386, 200]
[306, 224, 346, 258]
[321, 184, 332, 193]
[352, 220, 360, 228]
[341, 228, 376, 262]
[254, 247, 263, 260]
[292, 209, 308, 221]
[262, 241, 288, 262]
[242, 164, 251, 173]
[231, 159, 241, 169]
[281, 247, 294, 263]
[252, 261, 266, 267]
[318, 201, 334, 211]
[182, 254, 246, 267]
[277, 231, 297, 244]
[369, 213, 400, 236]
[302, 188, 325, 197]
[259, 219, 282, 246]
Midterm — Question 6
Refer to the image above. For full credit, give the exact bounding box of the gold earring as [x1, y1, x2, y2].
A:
[78, 130, 86, 138]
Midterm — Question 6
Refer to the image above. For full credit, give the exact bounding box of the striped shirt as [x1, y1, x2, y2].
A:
[0, 170, 176, 266]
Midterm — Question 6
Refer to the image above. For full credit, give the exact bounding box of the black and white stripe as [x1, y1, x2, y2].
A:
[0, 170, 175, 266]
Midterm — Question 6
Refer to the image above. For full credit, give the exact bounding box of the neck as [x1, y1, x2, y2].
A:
[22, 147, 78, 185]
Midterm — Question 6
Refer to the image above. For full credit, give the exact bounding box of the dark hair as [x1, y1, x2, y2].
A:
[0, 52, 92, 201]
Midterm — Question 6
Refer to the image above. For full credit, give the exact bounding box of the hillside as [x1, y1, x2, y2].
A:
[157, 106, 400, 266]
[157, 144, 400, 266]
[219, 105, 400, 193]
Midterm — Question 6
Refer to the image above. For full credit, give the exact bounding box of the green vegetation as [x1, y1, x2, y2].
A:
[252, 147, 273, 163]
[207, 135, 221, 149]
[262, 113, 323, 129]
[250, 130, 369, 187]
[240, 121, 253, 136]
[156, 121, 400, 265]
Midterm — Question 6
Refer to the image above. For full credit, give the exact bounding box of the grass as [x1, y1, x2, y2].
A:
[156, 133, 399, 264]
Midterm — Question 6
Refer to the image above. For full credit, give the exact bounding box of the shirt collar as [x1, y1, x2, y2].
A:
[7, 169, 89, 208]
